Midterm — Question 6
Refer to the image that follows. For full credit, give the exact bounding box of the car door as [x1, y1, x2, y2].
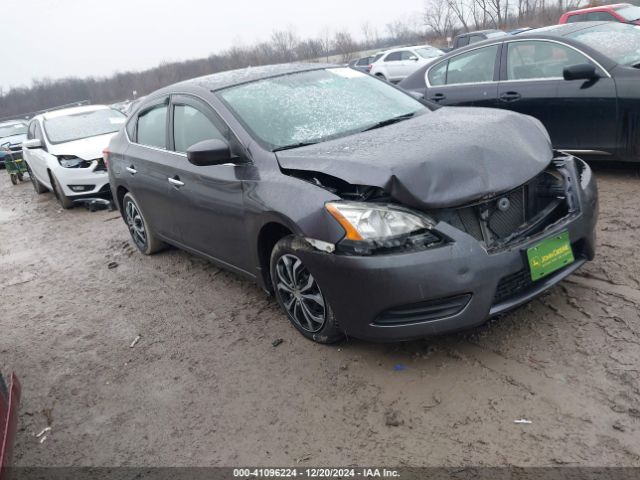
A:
[497, 39, 617, 154]
[24, 121, 51, 187]
[424, 43, 501, 107]
[399, 50, 420, 78]
[125, 97, 181, 241]
[166, 94, 252, 272]
[383, 51, 405, 81]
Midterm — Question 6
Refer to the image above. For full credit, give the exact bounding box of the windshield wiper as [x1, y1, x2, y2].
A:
[272, 141, 319, 152]
[360, 112, 417, 132]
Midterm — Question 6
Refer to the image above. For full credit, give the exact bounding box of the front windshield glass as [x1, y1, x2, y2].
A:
[416, 47, 444, 58]
[218, 68, 427, 150]
[44, 108, 126, 144]
[616, 5, 640, 21]
[0, 122, 27, 139]
[568, 23, 640, 65]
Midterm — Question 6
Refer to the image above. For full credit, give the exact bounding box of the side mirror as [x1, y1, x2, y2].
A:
[186, 139, 233, 166]
[563, 64, 598, 81]
[407, 90, 425, 100]
[409, 56, 419, 61]
[22, 139, 42, 149]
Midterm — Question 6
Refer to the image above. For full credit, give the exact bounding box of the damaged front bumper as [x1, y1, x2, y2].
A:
[297, 157, 598, 341]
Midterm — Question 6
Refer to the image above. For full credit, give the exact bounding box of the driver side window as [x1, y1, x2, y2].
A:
[173, 105, 225, 153]
[506, 41, 591, 80]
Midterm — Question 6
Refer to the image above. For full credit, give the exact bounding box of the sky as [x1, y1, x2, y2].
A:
[1, 0, 424, 91]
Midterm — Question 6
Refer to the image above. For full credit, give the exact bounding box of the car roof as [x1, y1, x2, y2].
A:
[37, 104, 110, 121]
[564, 2, 630, 14]
[448, 21, 613, 49]
[171, 63, 335, 93]
[456, 29, 503, 37]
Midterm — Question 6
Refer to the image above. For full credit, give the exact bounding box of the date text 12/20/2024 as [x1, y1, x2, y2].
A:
[233, 468, 400, 478]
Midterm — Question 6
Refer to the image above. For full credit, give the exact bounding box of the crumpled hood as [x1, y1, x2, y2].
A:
[48, 132, 117, 160]
[276, 107, 553, 209]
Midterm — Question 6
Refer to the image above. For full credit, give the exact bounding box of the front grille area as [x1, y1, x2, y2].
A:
[493, 240, 585, 305]
[375, 294, 471, 325]
[432, 161, 576, 251]
[493, 268, 535, 305]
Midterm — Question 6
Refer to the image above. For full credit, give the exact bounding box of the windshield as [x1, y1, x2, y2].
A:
[44, 108, 126, 144]
[0, 122, 27, 139]
[218, 68, 426, 150]
[416, 47, 444, 58]
[568, 23, 640, 65]
[616, 5, 640, 21]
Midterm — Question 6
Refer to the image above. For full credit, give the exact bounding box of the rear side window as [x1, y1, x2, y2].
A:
[566, 14, 584, 22]
[456, 36, 470, 47]
[586, 11, 616, 21]
[173, 105, 225, 153]
[385, 52, 403, 61]
[445, 45, 499, 85]
[137, 104, 167, 149]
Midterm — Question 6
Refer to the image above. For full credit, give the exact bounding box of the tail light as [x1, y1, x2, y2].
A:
[367, 64, 373, 72]
[102, 148, 110, 169]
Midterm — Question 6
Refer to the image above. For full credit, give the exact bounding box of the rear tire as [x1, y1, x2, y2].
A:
[122, 192, 166, 255]
[270, 235, 343, 344]
[50, 173, 74, 209]
[17, 172, 23, 181]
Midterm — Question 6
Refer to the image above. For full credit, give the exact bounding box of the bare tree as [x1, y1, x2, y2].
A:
[333, 30, 358, 62]
[318, 28, 333, 62]
[424, 0, 455, 40]
[270, 28, 299, 63]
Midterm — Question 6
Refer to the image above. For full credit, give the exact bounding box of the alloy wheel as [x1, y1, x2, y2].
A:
[275, 254, 326, 333]
[125, 200, 147, 249]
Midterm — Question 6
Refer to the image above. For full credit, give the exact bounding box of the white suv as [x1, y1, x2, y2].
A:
[22, 105, 126, 208]
[369, 45, 444, 83]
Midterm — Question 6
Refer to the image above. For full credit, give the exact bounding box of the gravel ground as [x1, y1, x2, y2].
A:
[1, 163, 639, 467]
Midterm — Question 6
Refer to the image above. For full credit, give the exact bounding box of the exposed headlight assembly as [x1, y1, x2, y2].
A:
[326, 201, 443, 255]
[57, 155, 91, 168]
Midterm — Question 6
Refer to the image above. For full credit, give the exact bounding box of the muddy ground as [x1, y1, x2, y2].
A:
[1, 163, 640, 467]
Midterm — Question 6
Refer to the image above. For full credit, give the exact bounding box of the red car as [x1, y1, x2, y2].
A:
[0, 373, 21, 480]
[559, 3, 640, 24]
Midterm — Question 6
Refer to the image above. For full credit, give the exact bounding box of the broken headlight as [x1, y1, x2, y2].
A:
[57, 155, 92, 168]
[326, 202, 443, 255]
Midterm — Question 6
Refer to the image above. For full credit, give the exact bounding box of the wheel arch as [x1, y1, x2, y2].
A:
[256, 221, 295, 293]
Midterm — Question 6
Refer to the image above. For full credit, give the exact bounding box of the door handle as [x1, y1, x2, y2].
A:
[126, 166, 137, 174]
[168, 176, 185, 187]
[430, 93, 446, 102]
[500, 92, 522, 102]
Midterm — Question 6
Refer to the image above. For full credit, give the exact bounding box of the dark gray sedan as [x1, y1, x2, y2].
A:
[107, 63, 598, 343]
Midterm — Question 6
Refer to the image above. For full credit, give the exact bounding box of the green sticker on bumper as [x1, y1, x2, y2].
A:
[527, 231, 575, 281]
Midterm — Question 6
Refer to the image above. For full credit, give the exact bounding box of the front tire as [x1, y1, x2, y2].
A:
[50, 173, 74, 209]
[29, 165, 48, 194]
[122, 193, 166, 255]
[270, 236, 343, 344]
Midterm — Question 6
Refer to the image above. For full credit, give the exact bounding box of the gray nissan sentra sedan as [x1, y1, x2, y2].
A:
[106, 63, 598, 343]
